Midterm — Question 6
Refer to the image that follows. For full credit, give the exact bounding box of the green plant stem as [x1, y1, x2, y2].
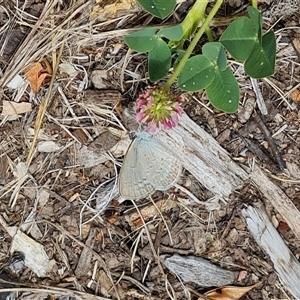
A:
[163, 0, 223, 91]
[252, 0, 258, 9]
[199, 9, 214, 42]
[203, 18, 214, 42]
[169, 0, 209, 49]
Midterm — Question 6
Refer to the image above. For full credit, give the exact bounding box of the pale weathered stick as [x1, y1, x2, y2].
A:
[251, 165, 300, 240]
[250, 78, 268, 115]
[241, 205, 300, 299]
[157, 113, 249, 198]
[160, 254, 236, 287]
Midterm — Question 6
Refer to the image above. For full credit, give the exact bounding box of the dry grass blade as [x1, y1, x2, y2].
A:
[130, 200, 178, 300]
[0, 286, 111, 300]
[0, 0, 58, 86]
[0, 5, 10, 36]
[25, 39, 64, 165]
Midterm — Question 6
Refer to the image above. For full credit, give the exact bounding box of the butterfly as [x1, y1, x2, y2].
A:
[119, 132, 182, 200]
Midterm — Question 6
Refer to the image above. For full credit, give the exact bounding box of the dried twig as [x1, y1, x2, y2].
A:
[241, 204, 300, 299]
[250, 78, 268, 115]
[253, 113, 287, 170]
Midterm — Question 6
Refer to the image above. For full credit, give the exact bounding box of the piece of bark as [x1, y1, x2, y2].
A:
[1, 100, 32, 115]
[160, 254, 236, 287]
[242, 137, 275, 165]
[0, 252, 25, 299]
[0, 215, 56, 277]
[83, 89, 124, 106]
[241, 205, 300, 299]
[157, 113, 248, 198]
[126, 199, 178, 228]
[75, 227, 97, 277]
[251, 165, 300, 240]
[237, 97, 256, 124]
[291, 38, 300, 60]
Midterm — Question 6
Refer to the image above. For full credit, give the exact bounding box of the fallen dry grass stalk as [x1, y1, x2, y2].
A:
[26, 41, 64, 165]
[0, 0, 59, 86]
[0, 5, 10, 36]
[26, 0, 89, 164]
[0, 286, 111, 300]
[130, 200, 178, 300]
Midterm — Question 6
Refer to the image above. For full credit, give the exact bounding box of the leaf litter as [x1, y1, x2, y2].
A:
[0, 0, 300, 299]
[24, 59, 52, 94]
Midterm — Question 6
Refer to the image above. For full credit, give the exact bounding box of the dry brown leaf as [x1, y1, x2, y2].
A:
[24, 59, 52, 93]
[290, 89, 300, 103]
[115, 100, 124, 117]
[96, 229, 105, 244]
[105, 211, 119, 224]
[132, 217, 143, 227]
[1, 100, 32, 116]
[277, 221, 289, 232]
[198, 283, 260, 300]
[91, 0, 136, 20]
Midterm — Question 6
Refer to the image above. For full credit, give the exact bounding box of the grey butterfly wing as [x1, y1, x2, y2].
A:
[137, 135, 181, 190]
[119, 138, 155, 200]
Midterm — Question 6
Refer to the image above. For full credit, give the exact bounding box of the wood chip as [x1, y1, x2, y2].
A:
[126, 199, 178, 227]
[91, 70, 108, 89]
[83, 89, 124, 106]
[37, 140, 61, 152]
[161, 254, 236, 287]
[237, 97, 256, 123]
[1, 100, 32, 115]
[0, 215, 57, 277]
[75, 228, 97, 277]
[291, 38, 300, 60]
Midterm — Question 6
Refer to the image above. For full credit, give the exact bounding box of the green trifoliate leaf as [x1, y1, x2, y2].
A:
[124, 28, 157, 53]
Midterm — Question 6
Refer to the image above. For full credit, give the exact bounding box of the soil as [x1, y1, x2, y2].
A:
[0, 0, 299, 300]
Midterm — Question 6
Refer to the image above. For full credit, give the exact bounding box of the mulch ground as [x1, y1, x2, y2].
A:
[0, 1, 299, 299]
